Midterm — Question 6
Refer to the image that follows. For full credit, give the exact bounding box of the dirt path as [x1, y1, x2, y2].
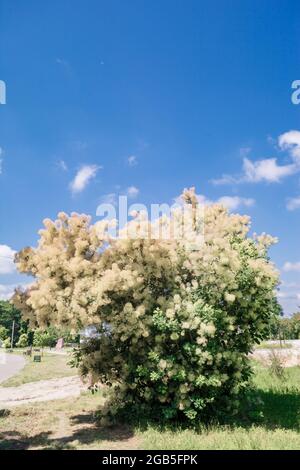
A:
[0, 353, 26, 384]
[0, 376, 87, 407]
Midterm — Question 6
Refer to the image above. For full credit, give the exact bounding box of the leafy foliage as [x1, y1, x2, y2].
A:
[13, 188, 279, 424]
[16, 333, 29, 348]
[33, 326, 78, 348]
[268, 312, 300, 340]
[2, 337, 11, 348]
[0, 300, 29, 345]
[0, 325, 9, 341]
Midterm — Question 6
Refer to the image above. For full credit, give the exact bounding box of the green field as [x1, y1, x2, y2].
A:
[1, 361, 300, 450]
[256, 342, 292, 350]
[1, 351, 76, 387]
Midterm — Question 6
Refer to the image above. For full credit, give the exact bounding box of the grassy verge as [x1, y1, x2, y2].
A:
[1, 352, 76, 387]
[140, 363, 300, 450]
[0, 391, 137, 450]
[256, 342, 292, 350]
[1, 363, 300, 449]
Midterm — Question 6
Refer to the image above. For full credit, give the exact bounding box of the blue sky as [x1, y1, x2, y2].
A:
[0, 0, 300, 315]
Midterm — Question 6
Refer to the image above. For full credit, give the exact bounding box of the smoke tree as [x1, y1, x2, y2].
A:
[13, 188, 279, 423]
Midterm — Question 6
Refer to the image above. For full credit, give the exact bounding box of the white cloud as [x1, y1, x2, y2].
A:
[196, 194, 212, 205]
[281, 281, 300, 289]
[280, 131, 300, 209]
[212, 130, 300, 185]
[286, 196, 300, 211]
[278, 130, 300, 163]
[0, 282, 31, 301]
[211, 174, 238, 185]
[70, 165, 100, 194]
[127, 155, 137, 166]
[242, 158, 297, 183]
[100, 193, 117, 205]
[277, 292, 295, 300]
[239, 147, 251, 157]
[277, 291, 300, 304]
[0, 284, 16, 300]
[213, 158, 297, 185]
[99, 187, 139, 205]
[0, 245, 16, 274]
[58, 160, 68, 171]
[126, 186, 139, 198]
[56, 57, 71, 71]
[174, 192, 255, 212]
[283, 262, 300, 272]
[217, 196, 255, 211]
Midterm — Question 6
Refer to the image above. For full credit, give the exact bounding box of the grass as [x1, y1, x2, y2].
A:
[1, 361, 300, 449]
[256, 341, 292, 350]
[1, 352, 76, 387]
[139, 363, 300, 450]
[0, 392, 140, 450]
[139, 426, 300, 450]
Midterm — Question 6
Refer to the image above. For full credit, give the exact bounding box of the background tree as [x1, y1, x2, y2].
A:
[3, 338, 12, 349]
[268, 311, 300, 340]
[0, 300, 29, 346]
[32, 326, 79, 348]
[16, 333, 29, 348]
[0, 325, 9, 341]
[290, 312, 300, 339]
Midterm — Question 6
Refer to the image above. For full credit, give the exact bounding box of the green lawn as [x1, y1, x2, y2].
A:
[256, 341, 292, 350]
[140, 363, 300, 450]
[1, 362, 300, 450]
[1, 352, 76, 387]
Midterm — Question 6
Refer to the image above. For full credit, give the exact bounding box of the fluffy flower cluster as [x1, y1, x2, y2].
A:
[13, 188, 279, 423]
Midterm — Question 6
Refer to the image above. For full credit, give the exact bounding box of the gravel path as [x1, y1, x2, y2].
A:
[0, 376, 87, 408]
[0, 353, 26, 384]
[1, 340, 299, 410]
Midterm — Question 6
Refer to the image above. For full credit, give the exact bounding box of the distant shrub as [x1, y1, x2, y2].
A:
[33, 328, 57, 348]
[0, 325, 9, 341]
[16, 333, 28, 348]
[32, 326, 78, 348]
[268, 350, 286, 380]
[269, 313, 300, 340]
[3, 338, 11, 349]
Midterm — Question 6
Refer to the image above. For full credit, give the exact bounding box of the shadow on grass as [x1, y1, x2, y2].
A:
[1, 385, 300, 449]
[125, 386, 300, 434]
[0, 431, 53, 450]
[0, 411, 135, 450]
[257, 388, 300, 431]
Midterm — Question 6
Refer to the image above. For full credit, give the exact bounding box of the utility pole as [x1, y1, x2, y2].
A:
[11, 320, 15, 349]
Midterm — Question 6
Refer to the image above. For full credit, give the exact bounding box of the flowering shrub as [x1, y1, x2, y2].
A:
[3, 337, 11, 349]
[13, 188, 279, 423]
[16, 333, 28, 348]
